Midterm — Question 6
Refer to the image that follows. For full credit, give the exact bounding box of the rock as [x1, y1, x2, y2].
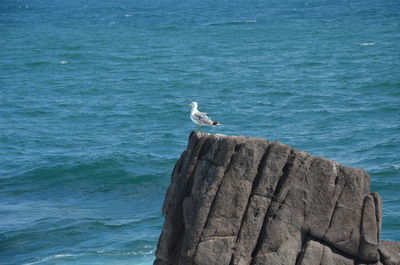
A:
[154, 132, 400, 265]
[358, 194, 380, 261]
[379, 240, 400, 265]
[297, 238, 354, 265]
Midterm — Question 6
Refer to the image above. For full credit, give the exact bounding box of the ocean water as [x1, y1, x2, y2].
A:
[1, 0, 399, 264]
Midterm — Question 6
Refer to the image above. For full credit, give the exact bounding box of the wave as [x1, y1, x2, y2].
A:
[151, 25, 180, 31]
[10, 221, 158, 264]
[36, 217, 158, 233]
[2, 153, 171, 196]
[385, 198, 400, 204]
[22, 247, 155, 265]
[23, 254, 80, 265]
[360, 42, 376, 46]
[25, 61, 53, 67]
[1, 216, 161, 250]
[207, 20, 257, 26]
[23, 251, 154, 265]
[93, 248, 154, 256]
[25, 60, 69, 67]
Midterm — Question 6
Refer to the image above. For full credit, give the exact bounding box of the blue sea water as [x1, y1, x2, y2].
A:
[1, 0, 399, 264]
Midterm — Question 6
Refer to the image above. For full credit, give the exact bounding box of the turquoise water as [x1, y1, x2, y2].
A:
[1, 0, 399, 264]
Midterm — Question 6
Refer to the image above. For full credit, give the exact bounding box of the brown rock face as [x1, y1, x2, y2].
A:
[154, 132, 400, 265]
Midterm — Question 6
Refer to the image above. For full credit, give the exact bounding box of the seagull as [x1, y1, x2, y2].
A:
[187, 102, 220, 130]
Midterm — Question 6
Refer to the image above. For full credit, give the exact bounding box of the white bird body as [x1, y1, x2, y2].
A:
[188, 102, 220, 129]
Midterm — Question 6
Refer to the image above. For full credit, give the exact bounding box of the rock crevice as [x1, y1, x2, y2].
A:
[155, 132, 400, 265]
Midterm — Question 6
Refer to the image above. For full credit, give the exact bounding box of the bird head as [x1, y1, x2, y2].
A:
[187, 102, 198, 108]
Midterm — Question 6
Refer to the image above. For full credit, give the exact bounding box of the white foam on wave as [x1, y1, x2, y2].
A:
[94, 248, 154, 256]
[23, 254, 79, 265]
[360, 42, 376, 46]
[60, 60, 68, 64]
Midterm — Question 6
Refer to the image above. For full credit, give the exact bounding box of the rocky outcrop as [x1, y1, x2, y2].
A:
[154, 132, 400, 265]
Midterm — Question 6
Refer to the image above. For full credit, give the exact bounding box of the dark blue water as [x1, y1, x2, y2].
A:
[1, 0, 399, 264]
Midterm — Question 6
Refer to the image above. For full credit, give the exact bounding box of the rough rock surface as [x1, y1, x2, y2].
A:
[154, 132, 400, 265]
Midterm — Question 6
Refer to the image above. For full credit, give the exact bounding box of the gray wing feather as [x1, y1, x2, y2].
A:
[194, 111, 213, 124]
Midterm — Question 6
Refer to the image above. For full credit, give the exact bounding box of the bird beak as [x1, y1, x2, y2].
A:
[187, 103, 192, 106]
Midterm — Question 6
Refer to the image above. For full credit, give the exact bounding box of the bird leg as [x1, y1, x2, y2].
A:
[197, 124, 200, 131]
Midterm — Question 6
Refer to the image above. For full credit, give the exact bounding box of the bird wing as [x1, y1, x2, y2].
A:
[194, 111, 213, 125]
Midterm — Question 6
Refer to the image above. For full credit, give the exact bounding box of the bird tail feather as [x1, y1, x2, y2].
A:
[212, 121, 220, 126]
